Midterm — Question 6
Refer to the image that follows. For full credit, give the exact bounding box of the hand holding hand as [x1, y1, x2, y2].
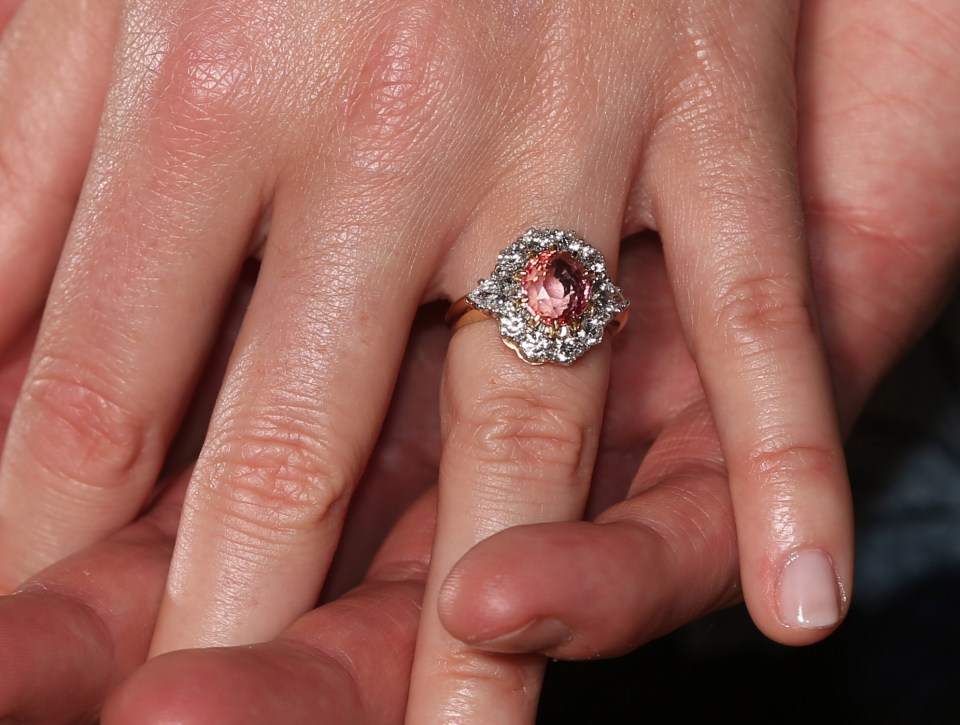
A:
[436, 0, 960, 670]
[2, 0, 958, 722]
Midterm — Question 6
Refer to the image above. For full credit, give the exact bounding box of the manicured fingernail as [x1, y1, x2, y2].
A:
[778, 549, 842, 629]
[472, 618, 572, 653]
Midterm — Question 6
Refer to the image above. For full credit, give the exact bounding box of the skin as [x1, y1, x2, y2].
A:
[1, 224, 957, 723]
[0, 473, 436, 725]
[437, 0, 960, 685]
[0, 0, 958, 722]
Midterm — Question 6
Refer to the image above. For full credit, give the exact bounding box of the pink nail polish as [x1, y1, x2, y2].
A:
[778, 549, 842, 629]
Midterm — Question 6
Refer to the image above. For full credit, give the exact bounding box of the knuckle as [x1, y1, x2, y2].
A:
[665, 3, 795, 120]
[460, 383, 588, 491]
[745, 439, 840, 490]
[130, 1, 268, 142]
[20, 362, 146, 491]
[435, 649, 533, 702]
[201, 417, 351, 533]
[341, 1, 458, 173]
[508, 3, 595, 136]
[712, 274, 815, 353]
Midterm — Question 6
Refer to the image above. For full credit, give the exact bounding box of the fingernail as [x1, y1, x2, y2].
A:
[778, 549, 842, 629]
[472, 618, 572, 653]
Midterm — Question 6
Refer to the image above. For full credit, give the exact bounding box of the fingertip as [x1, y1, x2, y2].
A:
[437, 548, 574, 654]
[437, 523, 584, 646]
[438, 521, 669, 659]
[747, 547, 850, 647]
[436, 550, 506, 641]
[778, 549, 844, 628]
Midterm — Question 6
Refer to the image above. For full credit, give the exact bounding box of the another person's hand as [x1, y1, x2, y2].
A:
[0, 470, 435, 724]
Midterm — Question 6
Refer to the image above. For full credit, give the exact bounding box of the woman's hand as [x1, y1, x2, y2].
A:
[2, 3, 958, 715]
[0, 1, 858, 721]
[435, 0, 960, 677]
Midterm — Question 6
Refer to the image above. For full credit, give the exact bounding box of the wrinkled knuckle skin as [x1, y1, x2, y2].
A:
[435, 649, 535, 708]
[18, 365, 147, 492]
[201, 424, 350, 535]
[463, 388, 588, 492]
[712, 274, 815, 355]
[745, 440, 840, 492]
[124, 0, 272, 145]
[341, 1, 459, 175]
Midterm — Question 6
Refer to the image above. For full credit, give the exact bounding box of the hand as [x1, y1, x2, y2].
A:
[0, 1, 852, 721]
[0, 469, 433, 724]
[431, 0, 960, 697]
[4, 3, 959, 714]
[0, 296, 444, 724]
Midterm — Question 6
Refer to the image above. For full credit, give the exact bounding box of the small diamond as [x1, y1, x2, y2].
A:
[518, 333, 550, 362]
[557, 338, 586, 365]
[468, 278, 507, 310]
[500, 314, 526, 337]
[580, 316, 604, 345]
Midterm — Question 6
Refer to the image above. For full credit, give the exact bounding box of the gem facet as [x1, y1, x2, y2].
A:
[521, 251, 590, 324]
[465, 228, 628, 365]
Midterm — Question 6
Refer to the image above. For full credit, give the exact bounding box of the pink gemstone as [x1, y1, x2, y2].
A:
[521, 250, 590, 324]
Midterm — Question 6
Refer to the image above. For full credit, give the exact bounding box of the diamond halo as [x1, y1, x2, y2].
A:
[465, 228, 628, 365]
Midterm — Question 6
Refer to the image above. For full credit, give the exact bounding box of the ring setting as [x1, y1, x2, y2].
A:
[449, 228, 629, 365]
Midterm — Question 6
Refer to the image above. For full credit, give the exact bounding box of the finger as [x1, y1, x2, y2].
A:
[649, 2, 852, 643]
[149, 176, 443, 652]
[442, 28, 960, 660]
[0, 3, 271, 588]
[408, 234, 619, 723]
[439, 401, 739, 658]
[0, 0, 121, 350]
[147, 0, 492, 647]
[103, 489, 436, 725]
[0, 471, 185, 723]
[406, 28, 646, 722]
[322, 301, 447, 600]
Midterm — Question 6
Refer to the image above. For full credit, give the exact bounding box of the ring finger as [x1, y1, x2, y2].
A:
[406, 126, 642, 725]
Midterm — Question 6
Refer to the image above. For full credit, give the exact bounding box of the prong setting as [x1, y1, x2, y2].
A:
[466, 228, 628, 365]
